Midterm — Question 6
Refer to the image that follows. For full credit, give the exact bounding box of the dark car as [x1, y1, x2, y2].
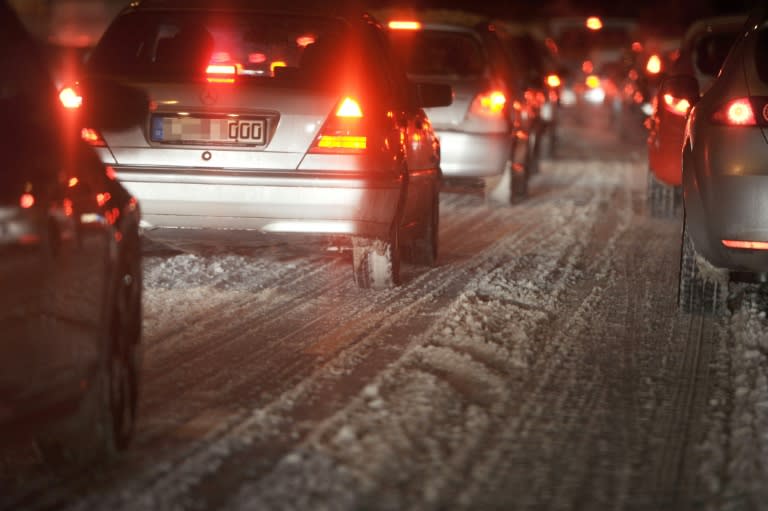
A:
[645, 15, 746, 217]
[1, 0, 143, 465]
[78, 0, 451, 288]
[674, 6, 767, 314]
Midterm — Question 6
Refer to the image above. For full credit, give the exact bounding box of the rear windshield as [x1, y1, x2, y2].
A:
[695, 32, 740, 76]
[757, 23, 768, 84]
[88, 11, 356, 86]
[388, 30, 487, 78]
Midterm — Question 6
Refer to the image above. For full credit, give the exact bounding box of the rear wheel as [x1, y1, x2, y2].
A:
[352, 227, 401, 289]
[678, 215, 728, 315]
[510, 162, 528, 202]
[647, 168, 680, 218]
[408, 187, 439, 267]
[37, 233, 142, 466]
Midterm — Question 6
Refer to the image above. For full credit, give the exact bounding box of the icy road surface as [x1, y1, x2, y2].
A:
[2, 105, 768, 510]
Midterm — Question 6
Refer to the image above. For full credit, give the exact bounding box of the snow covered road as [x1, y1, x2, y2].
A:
[2, 105, 768, 511]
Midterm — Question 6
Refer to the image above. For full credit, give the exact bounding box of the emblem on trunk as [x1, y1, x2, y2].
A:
[763, 103, 768, 123]
[201, 88, 218, 106]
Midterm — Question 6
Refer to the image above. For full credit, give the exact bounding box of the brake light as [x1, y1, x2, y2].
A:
[310, 96, 367, 154]
[722, 240, 768, 250]
[296, 35, 316, 47]
[19, 193, 35, 209]
[585, 75, 600, 89]
[206, 64, 236, 84]
[59, 85, 82, 109]
[388, 20, 422, 30]
[646, 54, 662, 75]
[470, 90, 507, 117]
[662, 93, 691, 116]
[336, 97, 363, 117]
[546, 74, 561, 88]
[586, 16, 603, 31]
[81, 128, 106, 147]
[712, 98, 756, 126]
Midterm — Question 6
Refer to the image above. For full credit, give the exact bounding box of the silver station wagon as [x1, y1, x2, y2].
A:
[79, 0, 452, 288]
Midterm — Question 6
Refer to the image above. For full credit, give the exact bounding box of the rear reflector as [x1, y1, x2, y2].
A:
[388, 20, 422, 30]
[722, 240, 768, 250]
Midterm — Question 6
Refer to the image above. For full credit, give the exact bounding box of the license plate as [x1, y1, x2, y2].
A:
[150, 115, 267, 146]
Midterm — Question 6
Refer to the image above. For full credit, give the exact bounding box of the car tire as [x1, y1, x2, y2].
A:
[510, 164, 528, 202]
[678, 214, 727, 315]
[647, 169, 679, 218]
[409, 187, 439, 267]
[352, 228, 401, 289]
[36, 233, 142, 467]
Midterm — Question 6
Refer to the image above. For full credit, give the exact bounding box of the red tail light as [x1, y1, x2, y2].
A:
[388, 20, 422, 30]
[646, 54, 662, 75]
[470, 90, 507, 117]
[81, 127, 106, 147]
[206, 64, 236, 84]
[545, 74, 561, 88]
[310, 96, 367, 154]
[662, 93, 691, 116]
[712, 98, 756, 126]
[722, 240, 768, 250]
[59, 84, 82, 109]
[19, 193, 35, 209]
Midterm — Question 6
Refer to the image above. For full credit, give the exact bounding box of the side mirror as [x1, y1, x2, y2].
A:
[660, 75, 700, 106]
[412, 82, 453, 108]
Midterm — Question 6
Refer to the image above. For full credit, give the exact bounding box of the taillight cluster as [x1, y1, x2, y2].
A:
[712, 98, 757, 126]
[662, 93, 691, 117]
[470, 90, 507, 117]
[310, 96, 368, 154]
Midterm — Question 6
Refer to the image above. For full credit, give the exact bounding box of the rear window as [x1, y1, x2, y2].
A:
[694, 32, 740, 76]
[88, 11, 358, 87]
[388, 30, 487, 78]
[757, 24, 768, 84]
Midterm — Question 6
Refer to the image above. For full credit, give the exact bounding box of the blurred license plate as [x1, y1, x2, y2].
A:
[150, 115, 266, 145]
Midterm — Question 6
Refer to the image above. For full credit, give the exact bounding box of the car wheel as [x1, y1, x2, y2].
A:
[352, 227, 401, 289]
[678, 214, 727, 315]
[409, 187, 439, 267]
[110, 234, 142, 449]
[37, 233, 142, 466]
[647, 168, 679, 218]
[510, 162, 528, 202]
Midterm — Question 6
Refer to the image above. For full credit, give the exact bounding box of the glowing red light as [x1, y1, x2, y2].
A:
[722, 240, 768, 250]
[19, 193, 35, 209]
[388, 20, 422, 30]
[248, 52, 266, 64]
[713, 98, 756, 126]
[336, 97, 363, 118]
[59, 85, 82, 109]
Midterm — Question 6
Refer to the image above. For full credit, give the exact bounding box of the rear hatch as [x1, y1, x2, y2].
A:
[85, 9, 361, 170]
[387, 25, 502, 130]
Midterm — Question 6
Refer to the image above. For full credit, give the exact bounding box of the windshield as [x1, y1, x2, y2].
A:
[388, 29, 487, 78]
[88, 11, 351, 86]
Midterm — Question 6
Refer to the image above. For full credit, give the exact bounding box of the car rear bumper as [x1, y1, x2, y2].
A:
[115, 167, 403, 240]
[686, 126, 768, 272]
[435, 130, 511, 178]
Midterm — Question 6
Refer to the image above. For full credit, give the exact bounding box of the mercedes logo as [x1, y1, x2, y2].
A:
[201, 88, 218, 106]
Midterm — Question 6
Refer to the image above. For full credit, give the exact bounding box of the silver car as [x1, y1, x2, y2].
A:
[672, 7, 766, 313]
[80, 1, 451, 288]
[386, 19, 536, 198]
